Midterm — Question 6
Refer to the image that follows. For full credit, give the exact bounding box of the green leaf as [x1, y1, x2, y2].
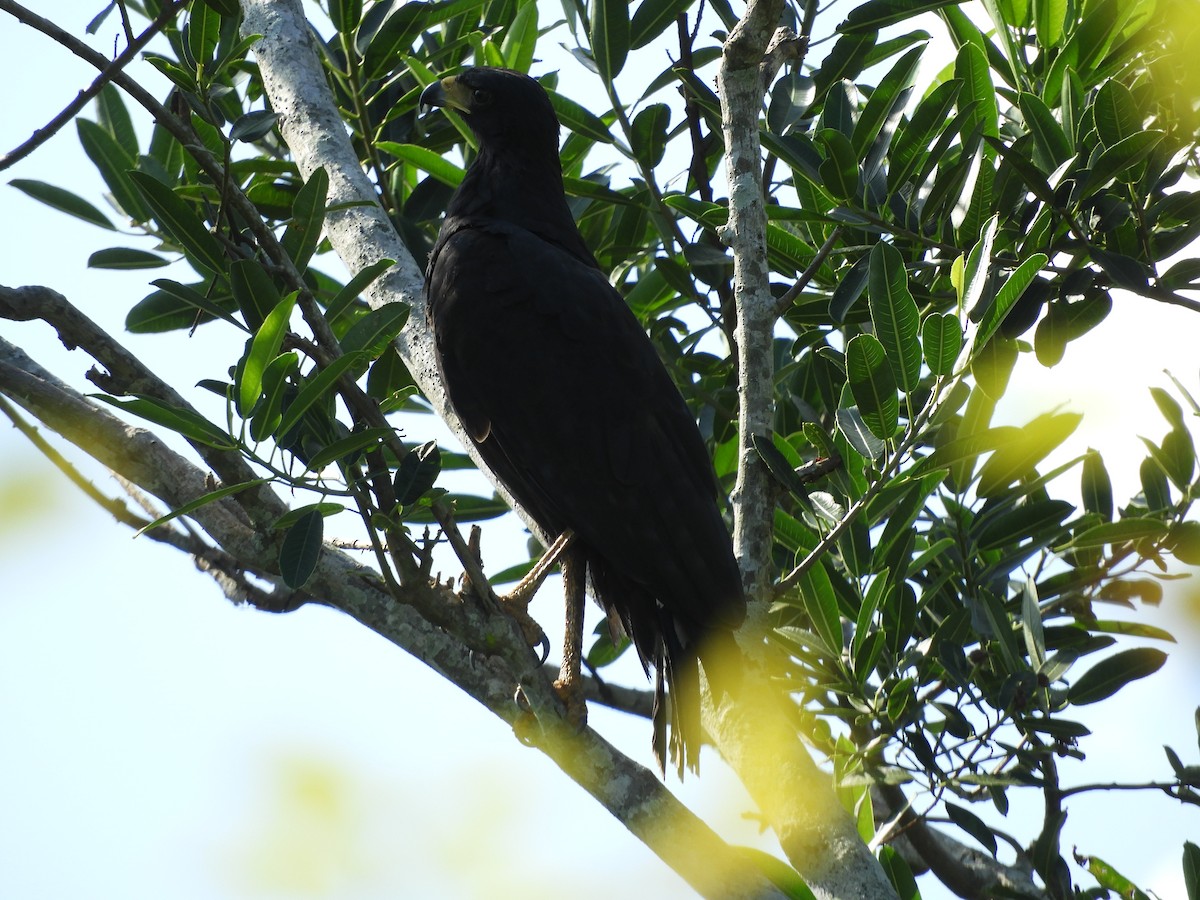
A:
[852, 46, 924, 158]
[1151, 387, 1186, 430]
[91, 394, 237, 449]
[889, 79, 961, 191]
[1070, 518, 1170, 548]
[846, 334, 899, 440]
[630, 104, 670, 169]
[378, 141, 465, 186]
[143, 54, 198, 94]
[1034, 293, 1112, 367]
[1083, 131, 1165, 197]
[135, 478, 271, 537]
[976, 411, 1081, 497]
[187, 0, 222, 69]
[394, 440, 442, 505]
[962, 215, 998, 320]
[1090, 620, 1176, 643]
[1033, 0, 1066, 48]
[752, 434, 815, 498]
[1018, 93, 1071, 169]
[1093, 80, 1141, 147]
[279, 508, 323, 588]
[88, 247, 170, 270]
[798, 563, 842, 658]
[630, 0, 693, 48]
[305, 426, 393, 471]
[590, 0, 629, 81]
[229, 110, 279, 142]
[1069, 648, 1167, 705]
[76, 118, 151, 222]
[1081, 450, 1113, 520]
[586, 626, 631, 668]
[126, 281, 235, 333]
[954, 42, 998, 141]
[836, 406, 886, 460]
[275, 353, 367, 442]
[812, 32, 876, 103]
[326, 258, 396, 324]
[239, 291, 298, 414]
[339, 302, 411, 359]
[1167, 521, 1200, 566]
[839, 0, 964, 33]
[973, 498, 1073, 550]
[877, 844, 919, 899]
[250, 351, 299, 442]
[9, 179, 115, 230]
[1141, 457, 1172, 511]
[362, 3, 432, 80]
[1183, 842, 1199, 900]
[96, 84, 138, 158]
[129, 171, 227, 276]
[281, 166, 328, 273]
[1021, 578, 1046, 668]
[150, 278, 246, 332]
[229, 258, 281, 331]
[500, 0, 538, 72]
[945, 802, 998, 856]
[817, 129, 858, 201]
[546, 89, 615, 144]
[868, 243, 922, 393]
[329, 0, 363, 32]
[1083, 854, 1152, 899]
[402, 493, 510, 523]
[272, 503, 346, 531]
[976, 253, 1048, 351]
[921, 312, 963, 375]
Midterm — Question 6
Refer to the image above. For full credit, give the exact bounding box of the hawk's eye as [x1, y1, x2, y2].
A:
[472, 88, 492, 106]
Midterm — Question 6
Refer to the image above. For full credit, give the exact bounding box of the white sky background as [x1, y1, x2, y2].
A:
[0, 1, 1197, 898]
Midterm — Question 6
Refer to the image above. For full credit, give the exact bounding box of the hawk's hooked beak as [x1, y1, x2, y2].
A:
[420, 76, 472, 114]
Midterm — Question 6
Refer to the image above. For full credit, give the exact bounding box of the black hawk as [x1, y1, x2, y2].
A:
[420, 68, 744, 772]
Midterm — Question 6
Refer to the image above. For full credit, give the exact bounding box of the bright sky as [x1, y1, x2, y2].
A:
[0, 2, 1196, 899]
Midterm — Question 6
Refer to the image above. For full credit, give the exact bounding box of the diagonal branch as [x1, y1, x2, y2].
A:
[0, 0, 188, 170]
[0, 319, 788, 900]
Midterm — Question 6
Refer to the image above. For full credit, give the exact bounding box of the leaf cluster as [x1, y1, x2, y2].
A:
[11, 0, 1200, 896]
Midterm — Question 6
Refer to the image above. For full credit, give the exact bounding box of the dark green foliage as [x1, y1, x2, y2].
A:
[26, 0, 1198, 895]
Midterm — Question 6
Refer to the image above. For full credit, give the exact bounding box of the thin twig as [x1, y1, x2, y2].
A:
[0, 393, 152, 530]
[0, 0, 188, 170]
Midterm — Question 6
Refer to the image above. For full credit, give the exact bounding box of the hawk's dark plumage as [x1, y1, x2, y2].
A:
[421, 68, 744, 771]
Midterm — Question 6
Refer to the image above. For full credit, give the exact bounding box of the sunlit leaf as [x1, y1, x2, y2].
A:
[976, 411, 1081, 497]
[91, 394, 237, 449]
[239, 291, 298, 415]
[868, 242, 922, 393]
[921, 312, 962, 376]
[846, 334, 899, 440]
[589, 0, 629, 81]
[135, 478, 271, 537]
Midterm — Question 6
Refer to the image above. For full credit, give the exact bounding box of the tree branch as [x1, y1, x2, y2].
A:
[718, 4, 781, 599]
[0, 0, 188, 170]
[713, 4, 898, 897]
[874, 785, 1047, 900]
[0, 319, 787, 898]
